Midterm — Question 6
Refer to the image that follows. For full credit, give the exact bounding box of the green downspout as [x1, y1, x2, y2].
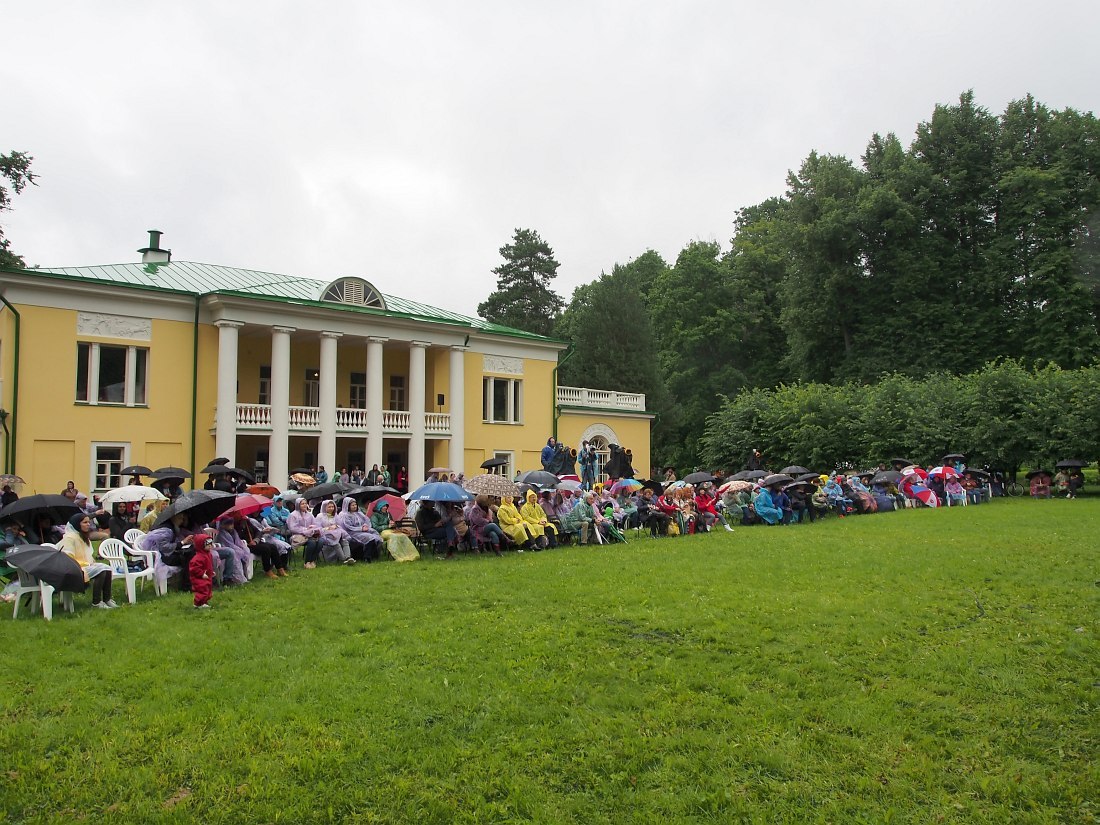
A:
[551, 343, 575, 441]
[189, 295, 200, 490]
[0, 293, 20, 475]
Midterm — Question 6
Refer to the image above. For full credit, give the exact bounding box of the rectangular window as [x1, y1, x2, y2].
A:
[258, 365, 271, 405]
[92, 443, 126, 491]
[75, 343, 149, 407]
[494, 451, 514, 479]
[389, 376, 406, 411]
[305, 369, 319, 407]
[349, 371, 366, 409]
[482, 377, 523, 424]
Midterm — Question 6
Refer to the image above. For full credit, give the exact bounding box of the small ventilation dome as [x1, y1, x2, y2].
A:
[321, 277, 385, 309]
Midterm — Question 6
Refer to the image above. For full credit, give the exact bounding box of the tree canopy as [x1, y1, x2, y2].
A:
[0, 150, 36, 269]
[477, 228, 565, 337]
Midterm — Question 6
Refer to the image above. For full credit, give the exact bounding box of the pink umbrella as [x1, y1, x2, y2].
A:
[366, 493, 406, 521]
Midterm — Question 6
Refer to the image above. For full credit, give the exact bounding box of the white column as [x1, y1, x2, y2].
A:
[318, 331, 342, 476]
[448, 346, 466, 475]
[268, 326, 294, 488]
[215, 320, 244, 464]
[366, 336, 387, 471]
[408, 341, 428, 483]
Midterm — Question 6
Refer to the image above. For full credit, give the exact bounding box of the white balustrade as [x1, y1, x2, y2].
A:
[425, 412, 450, 433]
[383, 410, 410, 431]
[336, 407, 368, 430]
[556, 385, 646, 411]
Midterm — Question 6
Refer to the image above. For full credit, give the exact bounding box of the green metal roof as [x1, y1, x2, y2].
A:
[27, 260, 561, 343]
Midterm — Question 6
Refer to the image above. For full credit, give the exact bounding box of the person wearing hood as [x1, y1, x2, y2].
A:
[188, 534, 215, 608]
[520, 489, 557, 549]
[414, 500, 459, 558]
[540, 437, 557, 472]
[338, 497, 383, 561]
[213, 517, 253, 584]
[496, 495, 534, 551]
[58, 512, 117, 608]
[369, 501, 419, 562]
[467, 494, 505, 555]
[288, 497, 323, 569]
[316, 499, 354, 565]
[752, 481, 788, 525]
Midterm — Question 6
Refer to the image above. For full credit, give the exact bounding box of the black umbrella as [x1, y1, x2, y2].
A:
[1025, 469, 1051, 480]
[225, 467, 256, 484]
[963, 468, 990, 479]
[853, 469, 875, 478]
[682, 471, 717, 485]
[762, 473, 794, 487]
[153, 490, 235, 528]
[120, 465, 153, 477]
[1055, 459, 1086, 469]
[6, 544, 87, 592]
[780, 465, 812, 476]
[0, 494, 82, 526]
[870, 470, 903, 485]
[152, 466, 192, 479]
[302, 481, 356, 501]
[345, 485, 399, 502]
[784, 480, 815, 491]
[738, 470, 768, 481]
[517, 470, 560, 487]
[640, 479, 664, 494]
[941, 453, 966, 462]
[206, 457, 231, 466]
[480, 457, 509, 469]
[151, 476, 186, 494]
[201, 464, 231, 475]
[796, 472, 821, 482]
[889, 458, 915, 467]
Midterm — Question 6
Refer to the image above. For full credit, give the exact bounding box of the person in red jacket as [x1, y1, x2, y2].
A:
[189, 535, 215, 609]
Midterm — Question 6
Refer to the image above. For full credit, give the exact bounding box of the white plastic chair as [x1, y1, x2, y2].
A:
[11, 568, 74, 620]
[97, 538, 155, 604]
[123, 528, 146, 549]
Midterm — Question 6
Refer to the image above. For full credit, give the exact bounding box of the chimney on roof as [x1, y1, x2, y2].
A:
[138, 229, 171, 264]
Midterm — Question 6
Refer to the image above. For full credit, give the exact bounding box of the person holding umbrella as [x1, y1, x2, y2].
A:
[58, 513, 117, 609]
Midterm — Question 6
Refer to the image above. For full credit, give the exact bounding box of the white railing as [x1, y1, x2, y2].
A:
[232, 404, 449, 435]
[556, 385, 646, 411]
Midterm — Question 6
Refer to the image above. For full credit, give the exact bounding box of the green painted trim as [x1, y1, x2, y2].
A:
[556, 405, 656, 418]
[0, 293, 19, 474]
[189, 295, 200, 491]
[552, 343, 576, 440]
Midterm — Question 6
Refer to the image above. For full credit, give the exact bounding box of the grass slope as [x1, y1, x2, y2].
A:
[2, 499, 1097, 823]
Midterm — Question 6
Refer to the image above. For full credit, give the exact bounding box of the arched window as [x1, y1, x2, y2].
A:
[320, 277, 386, 309]
[588, 435, 611, 483]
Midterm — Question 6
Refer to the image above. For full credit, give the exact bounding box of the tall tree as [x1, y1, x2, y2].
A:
[477, 228, 565, 336]
[0, 150, 37, 269]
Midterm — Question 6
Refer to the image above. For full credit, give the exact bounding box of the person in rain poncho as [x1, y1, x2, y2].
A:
[58, 512, 116, 608]
[369, 501, 419, 562]
[337, 497, 383, 562]
[520, 489, 557, 549]
[316, 499, 354, 565]
[496, 495, 534, 550]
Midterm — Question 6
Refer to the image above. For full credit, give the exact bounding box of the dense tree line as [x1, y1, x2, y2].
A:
[697, 360, 1100, 476]
[541, 92, 1100, 469]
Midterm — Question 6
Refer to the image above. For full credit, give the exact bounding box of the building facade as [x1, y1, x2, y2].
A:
[0, 232, 652, 493]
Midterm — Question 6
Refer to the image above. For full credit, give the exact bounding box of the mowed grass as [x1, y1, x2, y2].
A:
[2, 498, 1097, 824]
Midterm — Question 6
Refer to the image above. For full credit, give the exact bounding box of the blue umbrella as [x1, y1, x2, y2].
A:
[406, 481, 474, 502]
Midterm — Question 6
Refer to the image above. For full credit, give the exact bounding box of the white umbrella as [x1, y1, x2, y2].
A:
[99, 486, 168, 506]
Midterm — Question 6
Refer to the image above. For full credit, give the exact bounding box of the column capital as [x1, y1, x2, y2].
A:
[367, 336, 389, 345]
[449, 345, 468, 353]
[215, 319, 245, 329]
[410, 340, 431, 349]
[272, 325, 296, 335]
[320, 330, 343, 340]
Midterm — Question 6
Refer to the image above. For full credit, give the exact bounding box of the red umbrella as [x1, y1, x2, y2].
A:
[246, 484, 281, 498]
[365, 493, 406, 521]
[219, 494, 273, 521]
[928, 465, 960, 479]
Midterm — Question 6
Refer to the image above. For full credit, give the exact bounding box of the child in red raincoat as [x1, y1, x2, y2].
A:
[189, 535, 214, 608]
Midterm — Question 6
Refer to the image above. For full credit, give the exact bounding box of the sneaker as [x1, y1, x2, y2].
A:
[343, 558, 356, 565]
[724, 524, 734, 532]
[195, 603, 211, 609]
[92, 601, 110, 609]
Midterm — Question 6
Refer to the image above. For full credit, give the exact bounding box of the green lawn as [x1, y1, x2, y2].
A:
[2, 498, 1097, 823]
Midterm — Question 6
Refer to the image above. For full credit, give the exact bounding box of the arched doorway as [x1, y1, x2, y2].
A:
[578, 423, 620, 486]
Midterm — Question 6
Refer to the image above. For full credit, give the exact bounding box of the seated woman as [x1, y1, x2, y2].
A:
[562, 492, 598, 544]
[520, 489, 557, 549]
[213, 516, 253, 584]
[752, 481, 788, 526]
[316, 499, 354, 565]
[944, 476, 967, 506]
[369, 501, 419, 562]
[823, 476, 854, 515]
[59, 512, 117, 608]
[141, 512, 203, 591]
[414, 501, 459, 557]
[233, 514, 289, 579]
[467, 495, 505, 556]
[637, 488, 670, 536]
[694, 485, 721, 532]
[496, 495, 534, 551]
[287, 497, 323, 569]
[1029, 472, 1052, 498]
[337, 498, 383, 562]
[786, 484, 812, 523]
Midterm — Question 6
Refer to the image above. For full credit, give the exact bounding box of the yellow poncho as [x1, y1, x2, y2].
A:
[495, 497, 530, 545]
[520, 490, 556, 539]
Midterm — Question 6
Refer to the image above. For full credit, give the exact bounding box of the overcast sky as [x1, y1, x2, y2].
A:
[5, 1, 1098, 317]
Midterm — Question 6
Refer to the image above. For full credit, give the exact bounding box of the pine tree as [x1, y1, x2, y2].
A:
[477, 228, 565, 336]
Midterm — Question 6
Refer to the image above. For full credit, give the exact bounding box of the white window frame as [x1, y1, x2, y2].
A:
[483, 377, 523, 424]
[90, 442, 129, 493]
[349, 371, 367, 409]
[76, 343, 149, 407]
[389, 375, 406, 411]
[258, 365, 271, 406]
[493, 450, 515, 479]
[305, 368, 320, 407]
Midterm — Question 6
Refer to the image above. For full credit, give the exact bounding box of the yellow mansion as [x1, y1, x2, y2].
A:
[0, 231, 652, 493]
